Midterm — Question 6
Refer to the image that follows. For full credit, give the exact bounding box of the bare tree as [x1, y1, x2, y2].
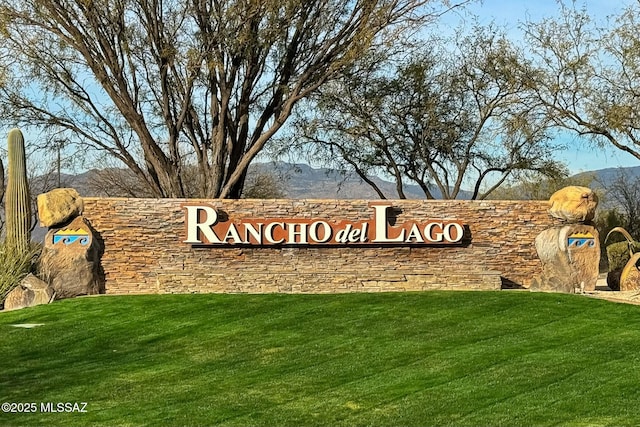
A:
[87, 168, 157, 198]
[0, 0, 463, 198]
[605, 171, 640, 238]
[242, 171, 287, 199]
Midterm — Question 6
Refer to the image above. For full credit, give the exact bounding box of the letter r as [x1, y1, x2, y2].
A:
[184, 205, 221, 244]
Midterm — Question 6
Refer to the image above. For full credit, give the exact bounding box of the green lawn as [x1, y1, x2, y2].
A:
[1, 291, 639, 426]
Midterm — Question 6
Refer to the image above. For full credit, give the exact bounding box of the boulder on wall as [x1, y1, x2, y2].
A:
[548, 186, 598, 223]
[39, 215, 104, 299]
[533, 224, 600, 293]
[37, 188, 84, 228]
[3, 274, 54, 311]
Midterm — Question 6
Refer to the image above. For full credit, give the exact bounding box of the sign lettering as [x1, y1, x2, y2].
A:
[183, 203, 465, 246]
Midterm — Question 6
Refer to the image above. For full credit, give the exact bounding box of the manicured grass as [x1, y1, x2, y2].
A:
[1, 292, 640, 426]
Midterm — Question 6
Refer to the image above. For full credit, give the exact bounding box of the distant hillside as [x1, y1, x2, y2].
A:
[249, 162, 440, 199]
[27, 161, 640, 243]
[39, 162, 640, 201]
[50, 162, 470, 200]
[574, 166, 640, 188]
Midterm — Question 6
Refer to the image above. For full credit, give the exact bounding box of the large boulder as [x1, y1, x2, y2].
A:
[548, 186, 598, 223]
[533, 224, 600, 293]
[37, 188, 84, 228]
[39, 216, 104, 299]
[3, 274, 54, 311]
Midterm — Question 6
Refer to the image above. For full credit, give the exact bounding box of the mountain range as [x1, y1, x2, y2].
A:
[26, 162, 640, 242]
[46, 161, 640, 200]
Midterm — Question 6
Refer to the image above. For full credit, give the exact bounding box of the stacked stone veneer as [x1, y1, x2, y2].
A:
[82, 198, 562, 294]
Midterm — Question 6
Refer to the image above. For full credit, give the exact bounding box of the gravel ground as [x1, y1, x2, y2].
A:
[584, 276, 640, 306]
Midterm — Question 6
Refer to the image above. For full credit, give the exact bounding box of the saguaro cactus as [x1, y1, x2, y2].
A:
[5, 128, 31, 254]
[0, 156, 4, 206]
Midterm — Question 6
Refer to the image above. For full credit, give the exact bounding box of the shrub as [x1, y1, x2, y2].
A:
[605, 227, 640, 271]
[0, 243, 41, 309]
[606, 241, 640, 272]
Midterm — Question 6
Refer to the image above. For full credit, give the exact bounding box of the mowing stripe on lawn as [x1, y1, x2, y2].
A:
[1, 292, 640, 427]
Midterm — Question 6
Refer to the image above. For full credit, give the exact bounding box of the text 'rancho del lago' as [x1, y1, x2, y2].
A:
[183, 203, 466, 246]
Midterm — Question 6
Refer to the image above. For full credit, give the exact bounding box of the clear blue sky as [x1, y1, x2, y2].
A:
[450, 0, 639, 174]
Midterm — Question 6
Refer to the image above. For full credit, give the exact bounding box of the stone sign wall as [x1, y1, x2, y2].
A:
[81, 198, 562, 294]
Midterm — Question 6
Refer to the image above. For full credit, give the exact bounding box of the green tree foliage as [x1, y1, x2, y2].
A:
[600, 222, 639, 273]
[288, 24, 564, 199]
[0, 0, 457, 199]
[525, 2, 640, 166]
[487, 172, 596, 201]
